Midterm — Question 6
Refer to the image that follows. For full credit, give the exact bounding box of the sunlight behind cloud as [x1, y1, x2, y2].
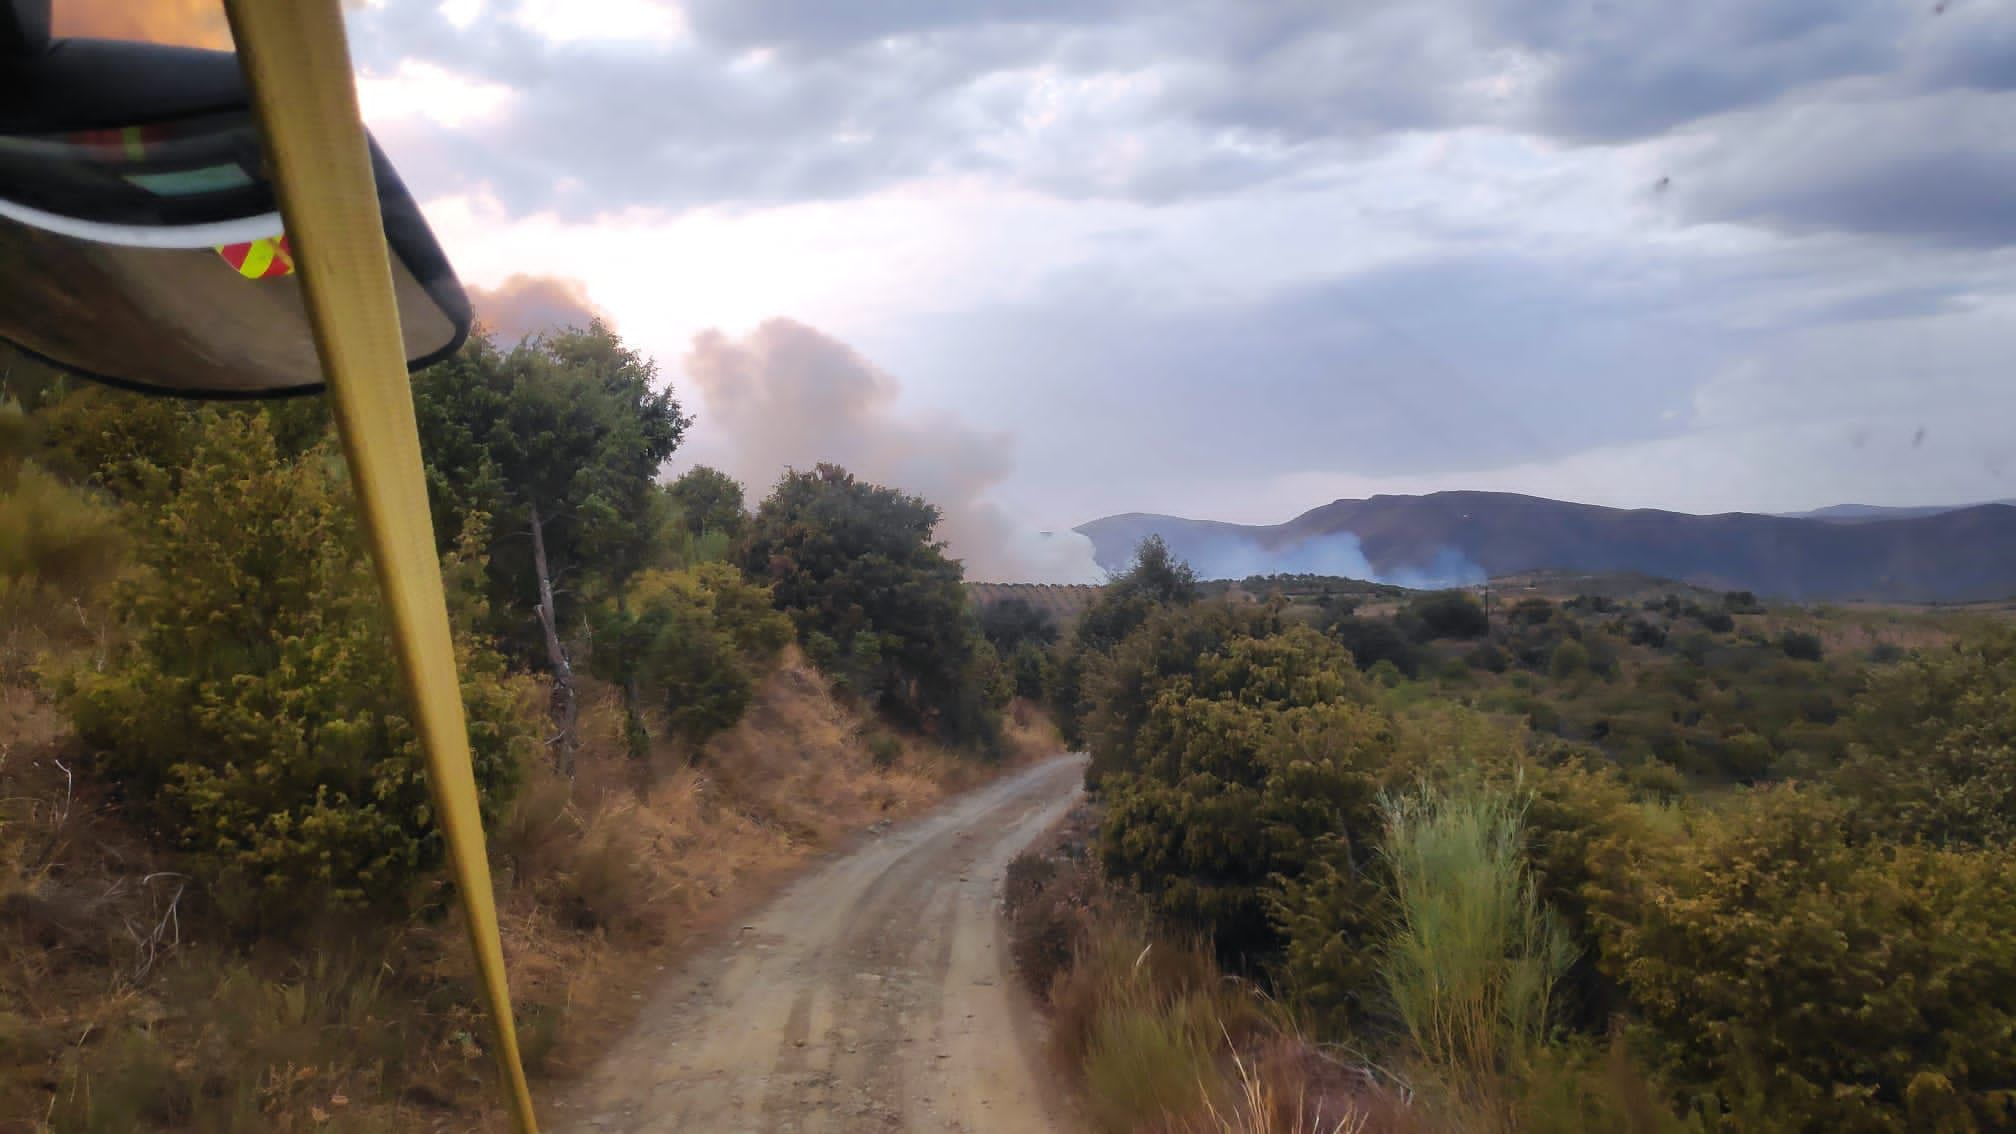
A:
[358, 60, 517, 130]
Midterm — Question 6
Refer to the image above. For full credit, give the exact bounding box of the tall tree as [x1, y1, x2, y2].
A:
[413, 323, 689, 767]
[666, 465, 747, 542]
[741, 463, 993, 746]
[1076, 535, 1200, 652]
[1052, 535, 1201, 748]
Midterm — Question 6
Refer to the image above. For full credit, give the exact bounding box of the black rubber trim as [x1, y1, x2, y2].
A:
[0, 37, 472, 398]
[0, 206, 469, 401]
[1, 0, 51, 56]
[0, 39, 248, 134]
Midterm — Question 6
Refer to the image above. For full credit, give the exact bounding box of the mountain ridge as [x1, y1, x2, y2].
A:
[1075, 491, 2016, 603]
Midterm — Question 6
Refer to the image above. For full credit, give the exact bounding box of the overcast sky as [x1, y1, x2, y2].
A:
[59, 0, 2016, 572]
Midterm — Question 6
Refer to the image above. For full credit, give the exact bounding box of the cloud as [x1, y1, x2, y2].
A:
[1673, 90, 2016, 247]
[343, 0, 1509, 216]
[344, 0, 2016, 224]
[51, 0, 231, 47]
[351, 0, 2016, 538]
[465, 273, 609, 341]
[1488, 0, 1906, 141]
[679, 318, 1101, 582]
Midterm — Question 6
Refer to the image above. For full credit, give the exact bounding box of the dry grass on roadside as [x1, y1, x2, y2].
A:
[1006, 805, 1417, 1134]
[4, 646, 1042, 1132]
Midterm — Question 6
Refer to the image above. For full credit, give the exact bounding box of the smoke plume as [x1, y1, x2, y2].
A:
[466, 274, 611, 343]
[681, 319, 1100, 583]
[1091, 526, 1486, 590]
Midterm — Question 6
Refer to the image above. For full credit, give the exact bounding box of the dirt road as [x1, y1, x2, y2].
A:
[553, 754, 1087, 1133]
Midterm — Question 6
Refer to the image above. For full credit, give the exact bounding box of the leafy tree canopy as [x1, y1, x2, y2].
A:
[665, 465, 747, 542]
[412, 324, 690, 653]
[741, 463, 991, 745]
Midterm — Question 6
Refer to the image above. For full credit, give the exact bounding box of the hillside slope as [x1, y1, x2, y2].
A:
[1077, 491, 2016, 602]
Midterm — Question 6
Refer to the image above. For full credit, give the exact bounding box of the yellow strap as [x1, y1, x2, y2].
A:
[218, 4, 539, 1131]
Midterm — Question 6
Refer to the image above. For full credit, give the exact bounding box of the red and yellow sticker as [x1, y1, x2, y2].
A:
[215, 234, 295, 279]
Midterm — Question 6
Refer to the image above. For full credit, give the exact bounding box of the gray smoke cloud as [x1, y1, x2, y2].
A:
[680, 318, 1102, 584]
[1095, 526, 1486, 590]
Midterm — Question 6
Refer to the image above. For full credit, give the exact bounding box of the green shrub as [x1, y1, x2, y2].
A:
[1272, 849, 1395, 1037]
[0, 459, 124, 675]
[1081, 601, 1289, 786]
[1073, 535, 1199, 655]
[59, 415, 537, 930]
[743, 463, 995, 747]
[591, 562, 792, 753]
[866, 731, 903, 768]
[1593, 787, 2016, 1132]
[1467, 641, 1511, 673]
[1093, 613, 1410, 959]
[1378, 783, 1575, 1082]
[1407, 590, 1490, 640]
[1695, 609, 1735, 634]
[1831, 628, 2016, 848]
[1778, 630, 1824, 662]
[1010, 641, 1048, 701]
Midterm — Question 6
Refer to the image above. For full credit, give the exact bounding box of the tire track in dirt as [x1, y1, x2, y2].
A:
[552, 754, 1086, 1133]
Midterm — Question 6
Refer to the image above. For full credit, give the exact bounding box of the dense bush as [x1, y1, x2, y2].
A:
[1779, 629, 1825, 661]
[1053, 537, 1200, 747]
[1327, 614, 1422, 676]
[1080, 601, 1286, 785]
[979, 596, 1058, 653]
[411, 326, 690, 660]
[0, 457, 123, 673]
[1009, 641, 1048, 701]
[1066, 574, 2014, 1132]
[1592, 788, 2016, 1132]
[1073, 535, 1198, 654]
[664, 464, 747, 542]
[1832, 629, 2016, 848]
[1407, 590, 1490, 640]
[590, 562, 793, 755]
[60, 416, 538, 930]
[1695, 608, 1736, 633]
[742, 463, 995, 745]
[1093, 610, 1414, 960]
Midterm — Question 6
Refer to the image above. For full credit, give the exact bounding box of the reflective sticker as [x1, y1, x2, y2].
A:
[71, 126, 160, 160]
[125, 164, 255, 196]
[214, 234, 294, 279]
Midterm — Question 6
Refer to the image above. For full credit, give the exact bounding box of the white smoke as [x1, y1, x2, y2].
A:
[681, 318, 1103, 584]
[1096, 527, 1486, 590]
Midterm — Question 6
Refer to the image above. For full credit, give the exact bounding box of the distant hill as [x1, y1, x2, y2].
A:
[1076, 491, 2016, 603]
[1779, 501, 2016, 524]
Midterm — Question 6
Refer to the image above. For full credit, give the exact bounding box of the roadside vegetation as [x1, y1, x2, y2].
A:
[0, 332, 1053, 1131]
[1012, 539, 2016, 1133]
